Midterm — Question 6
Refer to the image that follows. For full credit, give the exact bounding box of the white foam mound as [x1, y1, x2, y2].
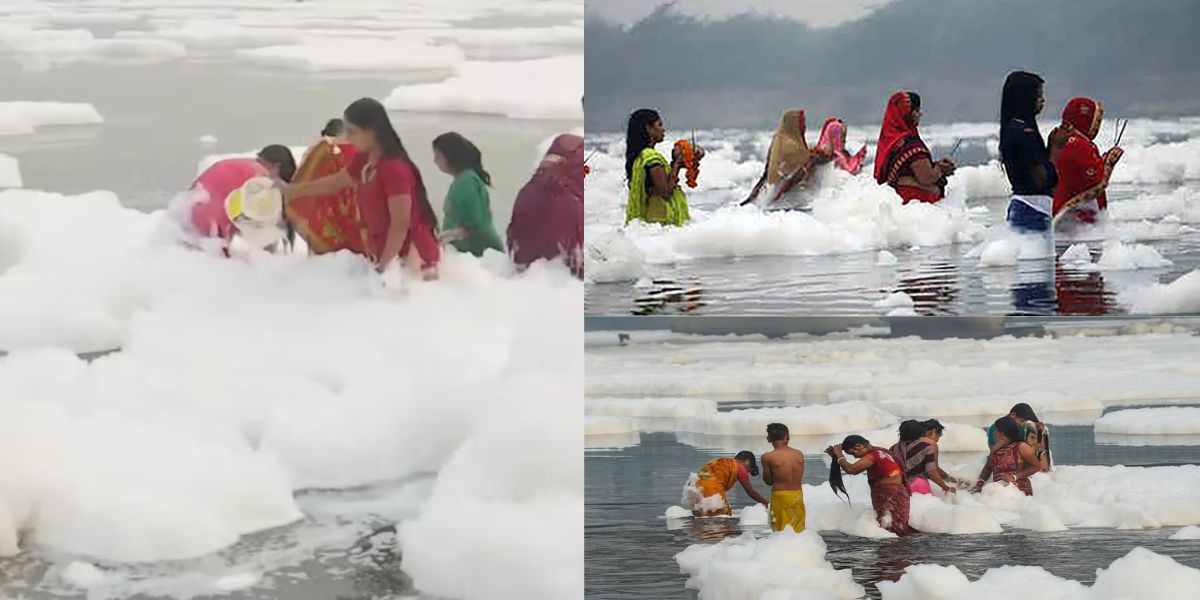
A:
[585, 397, 717, 419]
[675, 531, 865, 600]
[665, 505, 692, 519]
[385, 55, 583, 120]
[585, 416, 639, 436]
[1121, 269, 1200, 314]
[0, 101, 103, 136]
[237, 39, 463, 72]
[0, 182, 583, 579]
[399, 376, 582, 600]
[879, 546, 1200, 600]
[683, 402, 897, 437]
[1170, 525, 1200, 540]
[1095, 407, 1200, 435]
[0, 27, 185, 70]
[0, 349, 303, 561]
[0, 154, 21, 188]
[1096, 240, 1172, 271]
[738, 504, 769, 527]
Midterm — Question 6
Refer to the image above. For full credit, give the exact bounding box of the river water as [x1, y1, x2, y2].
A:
[584, 124, 1200, 316]
[585, 424, 1200, 599]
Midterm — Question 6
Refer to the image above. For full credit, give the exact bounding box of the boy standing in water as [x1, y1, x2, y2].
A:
[761, 423, 806, 532]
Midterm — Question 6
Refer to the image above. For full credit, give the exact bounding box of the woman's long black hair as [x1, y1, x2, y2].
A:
[734, 450, 759, 477]
[343, 97, 438, 229]
[898, 419, 924, 443]
[1000, 71, 1044, 131]
[258, 144, 296, 247]
[993, 416, 1023, 445]
[433, 132, 491, 186]
[625, 108, 661, 181]
[829, 434, 870, 505]
[1010, 403, 1050, 467]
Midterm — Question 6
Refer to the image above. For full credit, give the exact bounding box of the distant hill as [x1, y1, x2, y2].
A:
[585, 0, 1200, 131]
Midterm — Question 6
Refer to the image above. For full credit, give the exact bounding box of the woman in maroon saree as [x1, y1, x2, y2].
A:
[508, 134, 584, 278]
[874, 91, 957, 204]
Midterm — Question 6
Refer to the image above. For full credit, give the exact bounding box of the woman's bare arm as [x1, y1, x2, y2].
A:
[377, 193, 413, 271]
[648, 163, 679, 198]
[740, 480, 769, 505]
[908, 158, 945, 187]
[839, 454, 875, 475]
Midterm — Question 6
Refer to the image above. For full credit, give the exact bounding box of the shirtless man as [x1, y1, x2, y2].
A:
[760, 422, 807, 532]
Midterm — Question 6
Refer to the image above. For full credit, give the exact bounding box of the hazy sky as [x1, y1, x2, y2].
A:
[585, 0, 894, 27]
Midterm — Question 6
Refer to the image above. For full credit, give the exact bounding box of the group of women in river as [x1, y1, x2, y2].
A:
[188, 97, 585, 278]
[622, 70, 1124, 235]
[685, 403, 1052, 537]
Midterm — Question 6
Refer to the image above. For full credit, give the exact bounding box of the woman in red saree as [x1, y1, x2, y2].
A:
[285, 98, 440, 276]
[816, 117, 868, 175]
[874, 91, 956, 204]
[1051, 97, 1124, 228]
[827, 434, 916, 535]
[287, 119, 369, 256]
[507, 133, 584, 278]
[975, 416, 1042, 496]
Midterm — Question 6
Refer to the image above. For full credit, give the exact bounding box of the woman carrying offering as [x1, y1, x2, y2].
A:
[873, 91, 955, 204]
[623, 108, 701, 226]
[284, 98, 440, 277]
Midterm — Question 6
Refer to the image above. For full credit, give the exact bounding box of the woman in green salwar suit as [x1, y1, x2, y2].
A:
[433, 132, 504, 256]
[623, 108, 701, 227]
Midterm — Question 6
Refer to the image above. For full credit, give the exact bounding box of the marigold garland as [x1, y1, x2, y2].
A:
[674, 139, 700, 188]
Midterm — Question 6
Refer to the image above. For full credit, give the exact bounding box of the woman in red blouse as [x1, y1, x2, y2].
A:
[285, 98, 440, 277]
[827, 434, 916, 535]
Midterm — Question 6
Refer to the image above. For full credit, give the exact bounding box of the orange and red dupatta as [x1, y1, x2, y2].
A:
[286, 140, 370, 256]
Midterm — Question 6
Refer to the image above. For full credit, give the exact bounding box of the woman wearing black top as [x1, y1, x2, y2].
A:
[999, 71, 1072, 232]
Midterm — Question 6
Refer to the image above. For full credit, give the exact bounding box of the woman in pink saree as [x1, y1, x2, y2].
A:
[507, 133, 584, 278]
[816, 117, 868, 175]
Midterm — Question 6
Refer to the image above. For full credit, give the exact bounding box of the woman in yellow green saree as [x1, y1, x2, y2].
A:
[623, 109, 702, 226]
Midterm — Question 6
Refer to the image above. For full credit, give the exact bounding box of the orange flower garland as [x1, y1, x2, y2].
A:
[674, 139, 700, 188]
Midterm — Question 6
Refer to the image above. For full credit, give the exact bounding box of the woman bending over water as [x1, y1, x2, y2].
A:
[827, 435, 915, 535]
[891, 419, 960, 495]
[976, 416, 1043, 495]
[683, 451, 769, 517]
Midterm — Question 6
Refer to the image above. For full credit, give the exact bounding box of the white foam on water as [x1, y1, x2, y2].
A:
[0, 25, 185, 70]
[384, 55, 583, 120]
[1121, 269, 1200, 314]
[0, 155, 20, 188]
[674, 530, 865, 600]
[585, 416, 639, 436]
[236, 38, 463, 73]
[0, 101, 103, 136]
[586, 397, 718, 419]
[683, 402, 898, 437]
[876, 250, 898, 266]
[587, 333, 1200, 414]
[880, 546, 1200, 600]
[0, 181, 582, 600]
[1170, 525, 1200, 540]
[665, 505, 692, 520]
[738, 504, 769, 527]
[1096, 240, 1172, 271]
[1095, 407, 1200, 435]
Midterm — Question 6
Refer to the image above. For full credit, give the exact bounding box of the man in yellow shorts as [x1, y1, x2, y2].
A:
[761, 422, 806, 532]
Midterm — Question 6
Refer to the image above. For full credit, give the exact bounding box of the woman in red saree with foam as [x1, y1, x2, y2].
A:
[873, 91, 956, 204]
[1051, 97, 1124, 229]
[508, 133, 584, 278]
